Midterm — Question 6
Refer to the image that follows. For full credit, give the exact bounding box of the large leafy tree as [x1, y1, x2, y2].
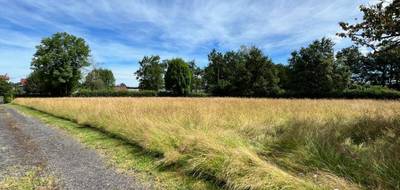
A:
[188, 60, 205, 93]
[135, 55, 165, 91]
[165, 58, 192, 95]
[289, 38, 350, 96]
[338, 0, 400, 51]
[31, 32, 90, 96]
[84, 68, 115, 90]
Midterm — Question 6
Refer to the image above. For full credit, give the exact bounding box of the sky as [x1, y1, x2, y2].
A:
[0, 0, 373, 86]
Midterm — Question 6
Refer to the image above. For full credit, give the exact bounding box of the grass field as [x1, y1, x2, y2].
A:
[13, 98, 400, 190]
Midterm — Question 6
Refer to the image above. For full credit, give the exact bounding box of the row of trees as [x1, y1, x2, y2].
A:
[134, 0, 399, 97]
[18, 0, 399, 97]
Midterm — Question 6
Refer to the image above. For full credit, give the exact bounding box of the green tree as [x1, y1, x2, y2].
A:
[364, 47, 400, 88]
[289, 38, 349, 96]
[0, 75, 12, 96]
[135, 55, 165, 91]
[84, 68, 115, 90]
[165, 58, 192, 95]
[31, 32, 90, 96]
[338, 0, 400, 51]
[24, 71, 46, 95]
[0, 75, 13, 103]
[204, 47, 280, 96]
[204, 49, 231, 95]
[274, 64, 290, 90]
[336, 46, 365, 84]
[242, 47, 280, 96]
[188, 60, 205, 93]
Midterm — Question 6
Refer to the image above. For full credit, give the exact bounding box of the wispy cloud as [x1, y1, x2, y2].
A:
[0, 0, 369, 86]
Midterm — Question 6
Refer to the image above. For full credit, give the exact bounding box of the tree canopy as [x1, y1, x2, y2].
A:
[204, 46, 280, 96]
[135, 55, 165, 91]
[338, 0, 400, 50]
[288, 38, 350, 96]
[84, 68, 115, 90]
[0, 74, 12, 96]
[31, 32, 90, 96]
[165, 58, 192, 95]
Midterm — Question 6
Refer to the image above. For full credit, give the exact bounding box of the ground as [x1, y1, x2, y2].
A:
[0, 105, 145, 190]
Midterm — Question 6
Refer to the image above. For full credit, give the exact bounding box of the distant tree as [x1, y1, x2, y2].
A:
[0, 74, 12, 96]
[289, 38, 349, 95]
[242, 47, 280, 96]
[364, 47, 400, 88]
[205, 47, 280, 96]
[336, 46, 365, 84]
[84, 68, 115, 90]
[188, 60, 205, 93]
[135, 55, 165, 91]
[24, 71, 46, 95]
[165, 58, 192, 95]
[274, 64, 290, 90]
[0, 74, 14, 102]
[31, 32, 90, 96]
[338, 0, 400, 51]
[204, 49, 230, 95]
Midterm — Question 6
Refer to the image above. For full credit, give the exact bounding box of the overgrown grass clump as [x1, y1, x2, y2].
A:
[13, 98, 400, 189]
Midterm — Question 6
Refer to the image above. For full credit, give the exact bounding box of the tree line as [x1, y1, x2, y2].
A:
[1, 0, 398, 99]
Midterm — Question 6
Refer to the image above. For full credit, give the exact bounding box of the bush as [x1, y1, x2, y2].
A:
[280, 86, 400, 99]
[340, 86, 400, 99]
[72, 89, 158, 97]
[4, 93, 14, 103]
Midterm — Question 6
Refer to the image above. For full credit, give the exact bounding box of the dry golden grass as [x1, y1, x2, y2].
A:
[13, 98, 400, 190]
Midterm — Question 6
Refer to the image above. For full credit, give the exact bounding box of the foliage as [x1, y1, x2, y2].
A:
[337, 0, 400, 91]
[274, 64, 290, 90]
[24, 71, 46, 95]
[204, 46, 281, 96]
[164, 58, 192, 95]
[31, 32, 90, 96]
[340, 85, 400, 99]
[336, 46, 365, 84]
[188, 60, 205, 93]
[338, 0, 400, 51]
[135, 55, 165, 91]
[84, 68, 115, 90]
[288, 38, 350, 96]
[0, 75, 12, 96]
[364, 47, 400, 89]
[0, 74, 14, 103]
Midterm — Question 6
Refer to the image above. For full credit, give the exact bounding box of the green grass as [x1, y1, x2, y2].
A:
[7, 104, 220, 190]
[0, 167, 57, 190]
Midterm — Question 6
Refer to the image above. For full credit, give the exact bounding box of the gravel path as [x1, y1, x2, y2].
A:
[0, 105, 146, 190]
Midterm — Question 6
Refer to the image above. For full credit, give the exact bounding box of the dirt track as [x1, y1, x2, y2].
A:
[0, 105, 145, 190]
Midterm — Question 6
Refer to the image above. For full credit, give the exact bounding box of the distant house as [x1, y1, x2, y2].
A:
[127, 86, 139, 92]
[114, 83, 139, 92]
[114, 83, 128, 91]
[20, 79, 28, 86]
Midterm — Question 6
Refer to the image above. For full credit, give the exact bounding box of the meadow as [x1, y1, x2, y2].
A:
[13, 98, 400, 190]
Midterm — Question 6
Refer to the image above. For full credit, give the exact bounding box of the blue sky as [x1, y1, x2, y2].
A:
[0, 0, 372, 86]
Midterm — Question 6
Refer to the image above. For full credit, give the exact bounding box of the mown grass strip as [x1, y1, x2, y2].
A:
[8, 104, 220, 190]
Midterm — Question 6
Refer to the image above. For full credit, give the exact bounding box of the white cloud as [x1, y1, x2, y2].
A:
[0, 0, 372, 86]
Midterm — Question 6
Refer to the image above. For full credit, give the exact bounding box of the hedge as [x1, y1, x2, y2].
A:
[72, 89, 158, 97]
